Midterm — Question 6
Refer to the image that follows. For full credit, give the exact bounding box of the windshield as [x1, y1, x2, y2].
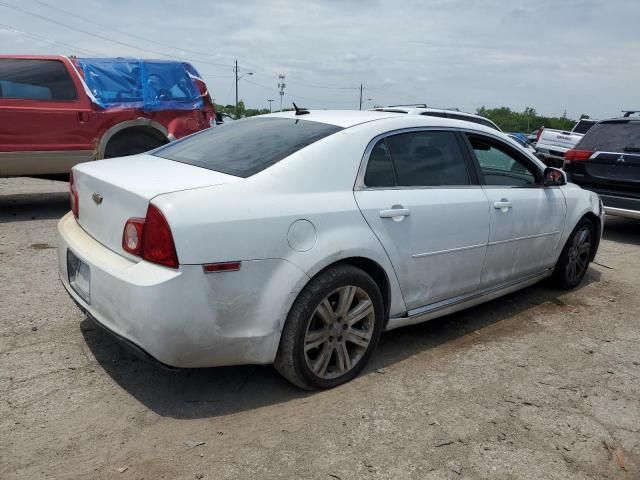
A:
[153, 117, 343, 177]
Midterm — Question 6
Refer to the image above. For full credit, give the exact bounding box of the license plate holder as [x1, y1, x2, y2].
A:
[67, 249, 91, 304]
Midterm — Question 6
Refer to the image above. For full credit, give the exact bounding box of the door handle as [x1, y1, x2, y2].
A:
[493, 199, 512, 212]
[380, 208, 411, 219]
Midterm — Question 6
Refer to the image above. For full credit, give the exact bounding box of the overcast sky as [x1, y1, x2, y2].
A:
[1, 0, 638, 119]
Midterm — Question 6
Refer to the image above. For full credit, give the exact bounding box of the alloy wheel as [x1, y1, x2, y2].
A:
[565, 225, 591, 283]
[303, 285, 375, 380]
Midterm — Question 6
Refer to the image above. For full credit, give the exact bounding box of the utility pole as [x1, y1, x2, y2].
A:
[278, 75, 286, 111]
[267, 99, 274, 113]
[233, 60, 253, 119]
[234, 60, 239, 119]
[359, 84, 363, 110]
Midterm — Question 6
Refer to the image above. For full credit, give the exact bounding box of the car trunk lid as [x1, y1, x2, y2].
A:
[72, 153, 240, 259]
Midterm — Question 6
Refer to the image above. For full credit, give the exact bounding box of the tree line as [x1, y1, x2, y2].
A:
[475, 106, 589, 133]
[216, 102, 589, 133]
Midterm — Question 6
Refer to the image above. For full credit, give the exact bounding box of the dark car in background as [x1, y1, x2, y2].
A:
[564, 112, 640, 219]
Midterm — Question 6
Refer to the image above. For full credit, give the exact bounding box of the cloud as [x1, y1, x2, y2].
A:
[0, 0, 638, 117]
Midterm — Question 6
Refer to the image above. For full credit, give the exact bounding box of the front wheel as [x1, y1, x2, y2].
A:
[274, 265, 384, 390]
[551, 219, 594, 289]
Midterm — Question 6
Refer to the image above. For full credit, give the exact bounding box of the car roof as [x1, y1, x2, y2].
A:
[372, 106, 501, 129]
[264, 110, 406, 128]
[261, 109, 508, 137]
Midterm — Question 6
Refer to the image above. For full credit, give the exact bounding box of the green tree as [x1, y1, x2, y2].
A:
[476, 106, 581, 133]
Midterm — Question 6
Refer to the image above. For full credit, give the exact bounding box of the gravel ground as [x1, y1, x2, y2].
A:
[1, 177, 639, 480]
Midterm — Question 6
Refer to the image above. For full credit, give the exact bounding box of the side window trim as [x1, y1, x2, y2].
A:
[461, 132, 543, 187]
[356, 127, 481, 191]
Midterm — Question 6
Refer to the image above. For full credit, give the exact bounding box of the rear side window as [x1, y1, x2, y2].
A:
[0, 59, 76, 100]
[364, 141, 396, 187]
[576, 121, 640, 152]
[153, 117, 343, 178]
[364, 131, 470, 187]
[420, 111, 447, 118]
[572, 120, 595, 135]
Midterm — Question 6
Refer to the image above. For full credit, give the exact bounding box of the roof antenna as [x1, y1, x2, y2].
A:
[293, 102, 310, 115]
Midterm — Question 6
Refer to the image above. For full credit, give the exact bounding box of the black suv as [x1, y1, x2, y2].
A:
[565, 112, 640, 220]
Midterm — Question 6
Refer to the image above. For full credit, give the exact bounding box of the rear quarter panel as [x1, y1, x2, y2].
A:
[153, 125, 410, 317]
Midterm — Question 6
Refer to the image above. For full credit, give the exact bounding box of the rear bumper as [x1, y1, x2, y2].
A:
[57, 212, 308, 368]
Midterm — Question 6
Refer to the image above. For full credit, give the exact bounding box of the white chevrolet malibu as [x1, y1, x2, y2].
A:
[57, 110, 604, 389]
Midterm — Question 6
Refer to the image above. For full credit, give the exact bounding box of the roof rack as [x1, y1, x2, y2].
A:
[622, 110, 640, 117]
[386, 103, 428, 108]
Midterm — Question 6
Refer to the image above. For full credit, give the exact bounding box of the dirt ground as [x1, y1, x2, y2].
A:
[1, 177, 639, 480]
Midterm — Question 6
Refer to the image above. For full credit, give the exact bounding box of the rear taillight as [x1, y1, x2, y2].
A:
[565, 149, 593, 162]
[122, 204, 178, 268]
[536, 128, 543, 142]
[69, 171, 79, 219]
[122, 218, 145, 255]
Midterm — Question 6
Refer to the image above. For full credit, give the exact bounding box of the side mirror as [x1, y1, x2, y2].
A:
[543, 167, 567, 186]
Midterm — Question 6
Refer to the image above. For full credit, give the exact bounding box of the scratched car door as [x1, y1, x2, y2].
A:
[354, 129, 490, 311]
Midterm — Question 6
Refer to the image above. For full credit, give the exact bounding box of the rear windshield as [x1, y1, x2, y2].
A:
[576, 120, 640, 152]
[153, 117, 343, 177]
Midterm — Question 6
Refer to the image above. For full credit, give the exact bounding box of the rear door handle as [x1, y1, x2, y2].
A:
[493, 200, 512, 212]
[380, 208, 411, 219]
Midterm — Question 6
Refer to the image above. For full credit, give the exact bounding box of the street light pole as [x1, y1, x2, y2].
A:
[267, 99, 274, 113]
[359, 84, 363, 110]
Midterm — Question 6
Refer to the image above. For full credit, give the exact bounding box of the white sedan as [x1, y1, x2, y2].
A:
[57, 110, 604, 390]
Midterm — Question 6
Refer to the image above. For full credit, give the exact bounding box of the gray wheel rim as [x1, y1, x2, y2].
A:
[566, 225, 591, 283]
[303, 286, 375, 380]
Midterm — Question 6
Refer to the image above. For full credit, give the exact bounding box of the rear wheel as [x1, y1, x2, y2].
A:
[274, 264, 384, 390]
[104, 131, 168, 158]
[552, 218, 594, 289]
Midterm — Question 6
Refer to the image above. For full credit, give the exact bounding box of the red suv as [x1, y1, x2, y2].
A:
[0, 55, 216, 177]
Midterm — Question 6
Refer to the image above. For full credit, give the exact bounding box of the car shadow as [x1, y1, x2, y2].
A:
[602, 216, 640, 246]
[0, 191, 70, 223]
[81, 267, 601, 419]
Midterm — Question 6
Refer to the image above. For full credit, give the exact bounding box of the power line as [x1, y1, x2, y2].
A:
[286, 79, 360, 90]
[0, 22, 106, 56]
[0, 0, 232, 69]
[28, 0, 234, 68]
[1, 0, 378, 100]
[243, 77, 278, 92]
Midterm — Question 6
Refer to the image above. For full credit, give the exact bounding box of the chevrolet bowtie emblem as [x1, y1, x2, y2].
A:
[92, 192, 103, 205]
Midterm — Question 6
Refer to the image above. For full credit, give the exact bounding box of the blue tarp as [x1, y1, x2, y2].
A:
[76, 58, 204, 111]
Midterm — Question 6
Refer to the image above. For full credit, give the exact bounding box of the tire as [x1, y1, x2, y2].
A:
[104, 132, 168, 159]
[551, 218, 594, 290]
[274, 264, 385, 390]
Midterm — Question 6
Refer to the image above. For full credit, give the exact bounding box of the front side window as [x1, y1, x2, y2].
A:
[364, 130, 470, 187]
[468, 135, 537, 186]
[0, 59, 76, 100]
